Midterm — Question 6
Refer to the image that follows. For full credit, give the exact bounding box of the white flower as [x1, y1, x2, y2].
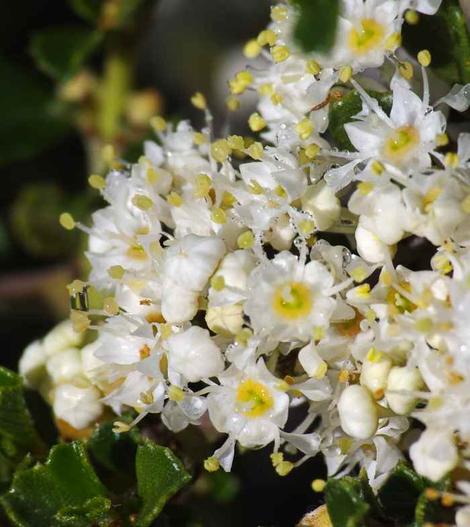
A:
[53, 384, 103, 430]
[327, 82, 445, 188]
[409, 427, 458, 481]
[385, 366, 423, 415]
[315, 0, 403, 72]
[301, 182, 341, 231]
[161, 234, 226, 323]
[207, 360, 289, 450]
[166, 326, 225, 383]
[244, 251, 336, 342]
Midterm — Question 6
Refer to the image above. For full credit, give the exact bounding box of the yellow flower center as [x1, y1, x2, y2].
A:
[421, 186, 442, 213]
[236, 379, 274, 418]
[272, 281, 313, 320]
[348, 18, 385, 55]
[126, 244, 148, 260]
[383, 126, 420, 163]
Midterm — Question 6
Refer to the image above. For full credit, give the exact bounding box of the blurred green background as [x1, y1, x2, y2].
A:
[0, 1, 326, 525]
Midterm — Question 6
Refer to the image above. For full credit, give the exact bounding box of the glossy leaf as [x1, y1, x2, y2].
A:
[325, 476, 370, 527]
[0, 368, 44, 472]
[30, 26, 102, 82]
[293, 0, 339, 54]
[328, 89, 392, 151]
[403, 0, 470, 85]
[1, 442, 111, 527]
[135, 440, 191, 527]
[377, 462, 428, 523]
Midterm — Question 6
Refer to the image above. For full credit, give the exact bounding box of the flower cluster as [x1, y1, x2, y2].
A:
[21, 0, 470, 522]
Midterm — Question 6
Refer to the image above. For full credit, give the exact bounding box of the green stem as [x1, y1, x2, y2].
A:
[97, 50, 131, 142]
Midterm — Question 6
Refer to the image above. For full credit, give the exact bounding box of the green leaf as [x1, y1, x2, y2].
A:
[414, 490, 455, 527]
[325, 476, 370, 527]
[377, 462, 428, 523]
[0, 56, 70, 166]
[30, 26, 103, 82]
[54, 496, 112, 527]
[403, 0, 470, 85]
[0, 368, 44, 471]
[88, 421, 139, 474]
[135, 440, 191, 527]
[328, 89, 392, 150]
[293, 0, 339, 54]
[67, 0, 102, 24]
[68, 0, 147, 29]
[1, 442, 110, 527]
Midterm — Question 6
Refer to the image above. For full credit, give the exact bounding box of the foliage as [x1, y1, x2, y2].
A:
[325, 463, 454, 527]
[0, 368, 190, 527]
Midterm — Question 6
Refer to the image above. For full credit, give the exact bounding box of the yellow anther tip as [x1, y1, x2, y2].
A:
[417, 49, 431, 67]
[59, 212, 75, 230]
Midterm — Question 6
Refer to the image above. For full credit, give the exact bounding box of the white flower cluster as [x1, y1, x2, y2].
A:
[21, 0, 470, 520]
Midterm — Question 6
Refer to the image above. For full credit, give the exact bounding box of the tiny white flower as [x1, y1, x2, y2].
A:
[410, 427, 458, 481]
[244, 251, 336, 342]
[19, 340, 46, 389]
[166, 326, 225, 383]
[53, 383, 103, 430]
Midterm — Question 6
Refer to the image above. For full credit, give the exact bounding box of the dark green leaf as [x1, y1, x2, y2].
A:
[377, 462, 428, 523]
[0, 368, 44, 465]
[325, 476, 370, 527]
[293, 0, 339, 54]
[0, 56, 70, 165]
[54, 496, 112, 527]
[88, 421, 139, 474]
[414, 490, 455, 527]
[135, 440, 191, 527]
[403, 0, 470, 84]
[1, 442, 110, 527]
[328, 89, 392, 150]
[30, 26, 103, 82]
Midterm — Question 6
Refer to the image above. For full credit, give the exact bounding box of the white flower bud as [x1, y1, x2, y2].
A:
[205, 304, 244, 335]
[298, 344, 327, 379]
[43, 320, 83, 357]
[216, 250, 256, 290]
[409, 428, 458, 481]
[385, 366, 423, 415]
[53, 383, 103, 430]
[266, 215, 295, 251]
[360, 355, 392, 395]
[166, 326, 225, 382]
[19, 340, 46, 389]
[355, 224, 392, 263]
[46, 348, 83, 385]
[456, 506, 470, 527]
[338, 385, 379, 439]
[81, 341, 105, 383]
[301, 182, 341, 231]
[161, 284, 199, 324]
